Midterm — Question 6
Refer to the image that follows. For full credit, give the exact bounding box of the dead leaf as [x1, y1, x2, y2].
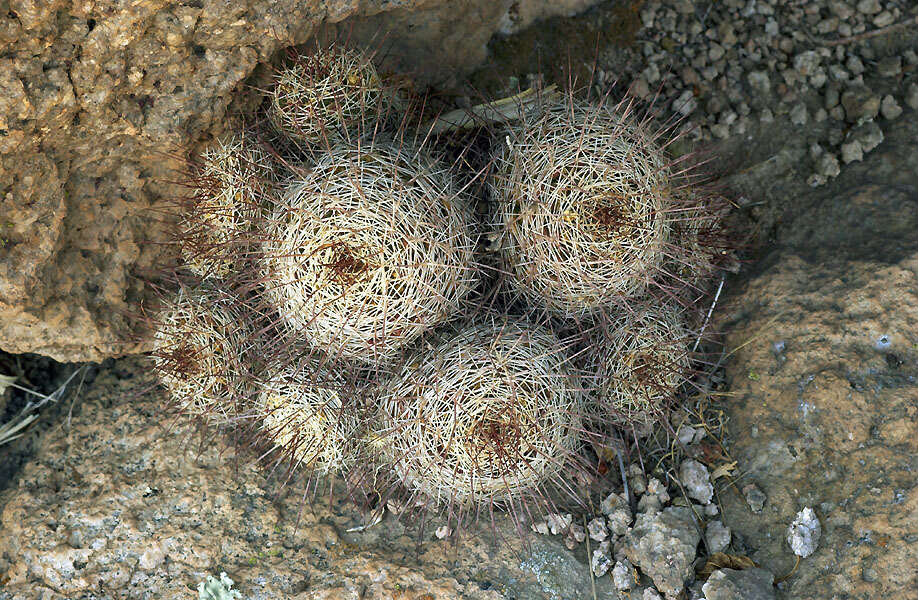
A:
[697, 552, 757, 579]
[0, 374, 15, 395]
[710, 461, 738, 481]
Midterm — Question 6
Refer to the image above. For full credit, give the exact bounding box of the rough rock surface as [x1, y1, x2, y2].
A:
[717, 113, 918, 599]
[702, 568, 775, 600]
[623, 506, 701, 597]
[0, 358, 619, 599]
[0, 0, 600, 362]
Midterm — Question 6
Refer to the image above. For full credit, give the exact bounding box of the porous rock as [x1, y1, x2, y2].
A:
[623, 506, 701, 597]
[0, 0, 600, 362]
[0, 358, 620, 599]
[702, 568, 775, 600]
[718, 117, 918, 599]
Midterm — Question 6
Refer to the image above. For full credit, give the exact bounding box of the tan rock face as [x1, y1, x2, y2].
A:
[717, 180, 918, 599]
[0, 358, 617, 599]
[0, 0, 600, 362]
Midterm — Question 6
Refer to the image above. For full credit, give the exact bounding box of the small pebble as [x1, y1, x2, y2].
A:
[872, 10, 895, 27]
[435, 525, 452, 539]
[672, 89, 698, 116]
[877, 56, 902, 78]
[815, 152, 841, 179]
[564, 523, 586, 549]
[852, 121, 884, 153]
[629, 78, 651, 100]
[600, 492, 628, 516]
[856, 0, 881, 15]
[680, 459, 714, 505]
[643, 589, 663, 600]
[612, 560, 636, 591]
[747, 70, 771, 94]
[637, 494, 662, 514]
[588, 517, 609, 542]
[880, 95, 902, 120]
[742, 483, 767, 513]
[845, 55, 865, 76]
[646, 478, 670, 503]
[547, 513, 572, 535]
[907, 83, 918, 110]
[840, 139, 864, 163]
[841, 85, 881, 121]
[608, 507, 633, 536]
[793, 51, 821, 76]
[787, 507, 821, 558]
[677, 424, 697, 446]
[706, 520, 732, 553]
[789, 103, 808, 125]
[591, 541, 613, 577]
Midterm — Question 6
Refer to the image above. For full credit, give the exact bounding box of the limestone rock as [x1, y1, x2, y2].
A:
[702, 568, 775, 600]
[718, 118, 918, 599]
[623, 506, 701, 597]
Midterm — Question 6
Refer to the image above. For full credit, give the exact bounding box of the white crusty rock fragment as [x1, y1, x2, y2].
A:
[705, 520, 731, 553]
[612, 559, 636, 591]
[680, 459, 714, 504]
[547, 513, 573, 535]
[435, 525, 452, 539]
[787, 507, 821, 558]
[564, 523, 586, 549]
[588, 517, 609, 542]
[592, 540, 613, 577]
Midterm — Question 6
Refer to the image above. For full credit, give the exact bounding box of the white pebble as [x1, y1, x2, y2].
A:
[435, 525, 452, 539]
[612, 560, 636, 591]
[787, 507, 821, 558]
[588, 517, 609, 542]
[547, 513, 572, 535]
[680, 459, 714, 504]
[591, 541, 613, 577]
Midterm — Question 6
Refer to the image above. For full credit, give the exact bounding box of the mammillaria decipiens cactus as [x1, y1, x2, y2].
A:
[268, 45, 398, 148]
[150, 284, 258, 421]
[374, 317, 586, 508]
[586, 304, 693, 427]
[255, 140, 480, 367]
[255, 361, 365, 476]
[491, 98, 676, 318]
[177, 132, 277, 280]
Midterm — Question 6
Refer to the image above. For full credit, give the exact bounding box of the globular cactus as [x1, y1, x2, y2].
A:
[255, 360, 364, 476]
[255, 140, 480, 367]
[268, 45, 398, 148]
[586, 304, 693, 427]
[374, 317, 586, 508]
[490, 98, 674, 318]
[149, 284, 258, 421]
[177, 132, 276, 280]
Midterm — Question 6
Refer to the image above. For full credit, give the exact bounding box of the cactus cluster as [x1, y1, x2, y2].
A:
[149, 42, 728, 528]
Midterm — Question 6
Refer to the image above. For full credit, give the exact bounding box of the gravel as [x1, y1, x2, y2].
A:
[592, 0, 916, 188]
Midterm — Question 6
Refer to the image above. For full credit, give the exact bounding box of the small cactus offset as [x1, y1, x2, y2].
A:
[147, 41, 729, 534]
